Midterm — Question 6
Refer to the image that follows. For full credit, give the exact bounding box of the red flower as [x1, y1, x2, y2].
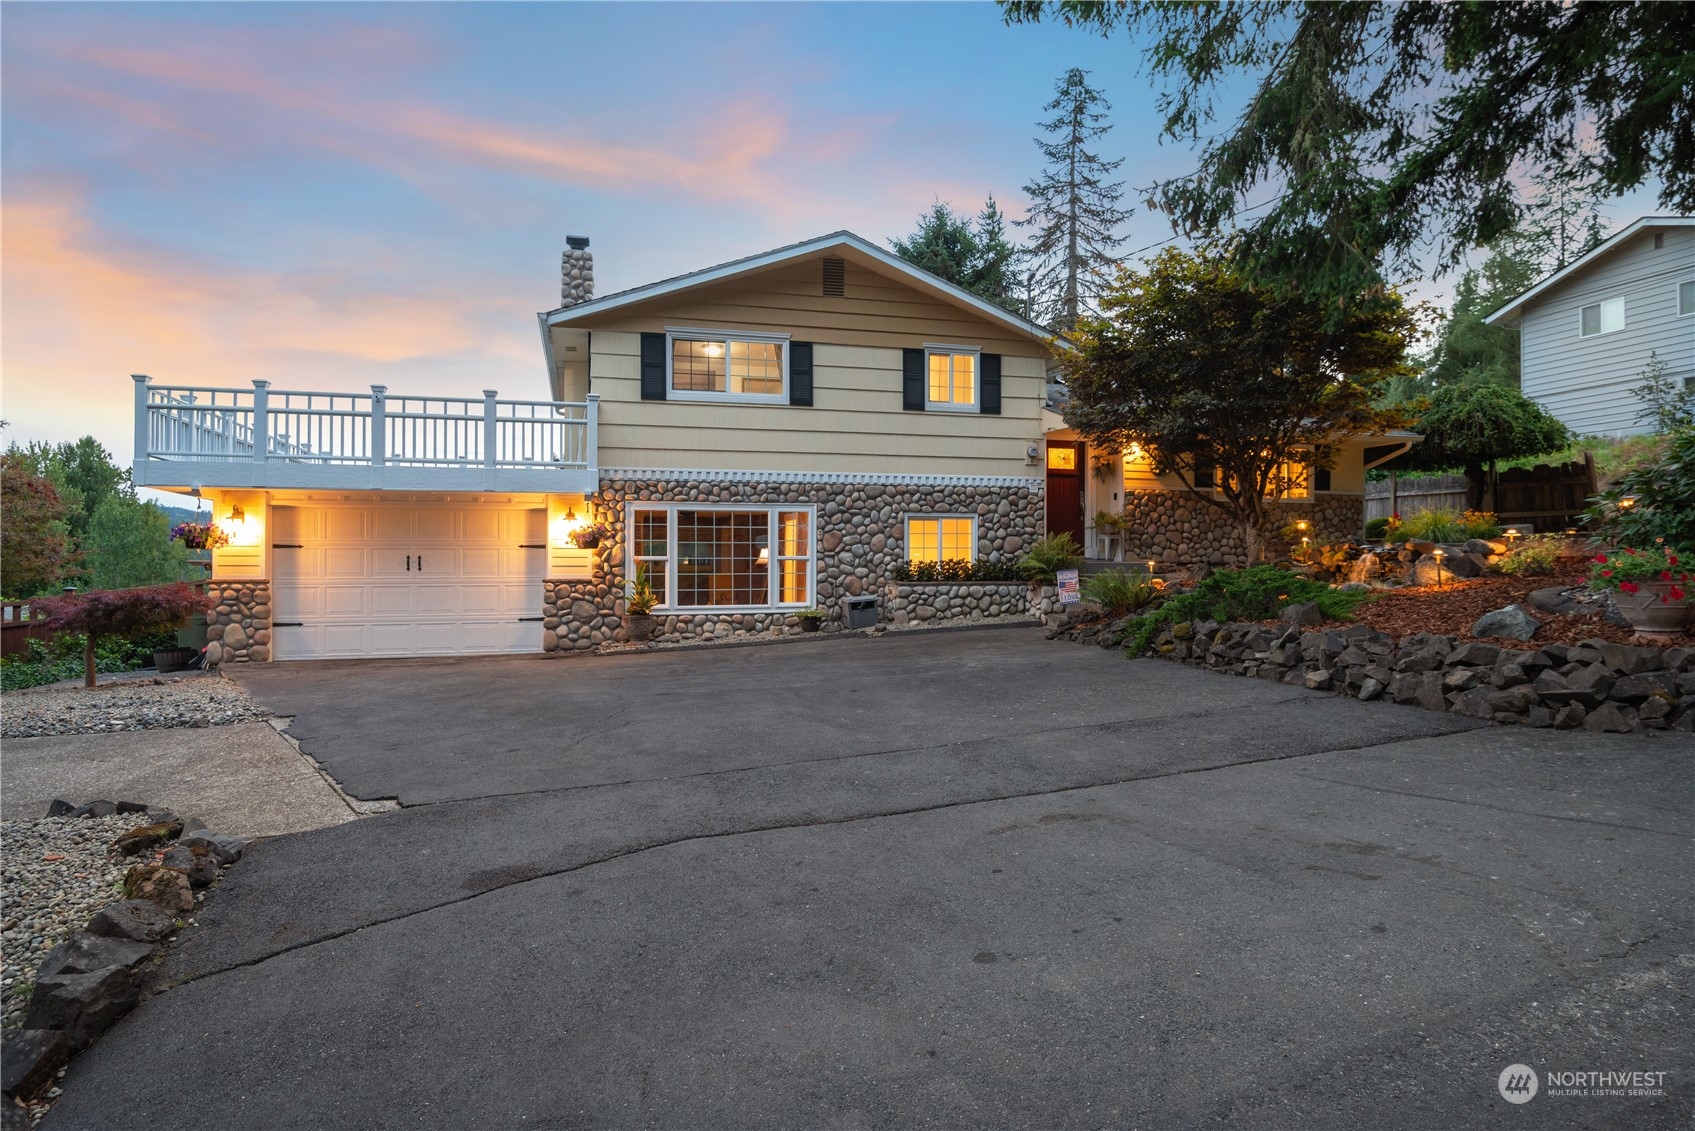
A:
[1672, 587, 1687, 601]
[1594, 554, 1608, 563]
[1625, 547, 1638, 555]
[1619, 581, 1639, 593]
[1661, 570, 1673, 581]
[1601, 569, 1613, 577]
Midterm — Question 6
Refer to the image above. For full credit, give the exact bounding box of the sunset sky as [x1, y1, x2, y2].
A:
[1, 2, 1659, 473]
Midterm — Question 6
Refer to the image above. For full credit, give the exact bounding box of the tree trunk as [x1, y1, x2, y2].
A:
[83, 633, 96, 689]
[1242, 515, 1263, 566]
[1464, 463, 1487, 511]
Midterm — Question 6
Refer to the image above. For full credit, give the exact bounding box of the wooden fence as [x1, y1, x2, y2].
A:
[1364, 454, 1599, 531]
[2, 602, 58, 658]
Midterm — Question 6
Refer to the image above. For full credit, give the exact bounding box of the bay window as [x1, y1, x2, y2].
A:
[627, 504, 814, 610]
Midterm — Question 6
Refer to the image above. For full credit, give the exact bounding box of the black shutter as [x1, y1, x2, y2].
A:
[902, 348, 925, 411]
[980, 353, 1001, 415]
[640, 332, 666, 401]
[1314, 467, 1331, 492]
[1195, 464, 1215, 489]
[789, 342, 813, 406]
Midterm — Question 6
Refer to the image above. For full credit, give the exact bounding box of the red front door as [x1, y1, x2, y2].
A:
[1045, 441, 1085, 547]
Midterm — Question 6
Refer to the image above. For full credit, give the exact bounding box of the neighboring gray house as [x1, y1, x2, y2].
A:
[1485, 215, 1694, 436]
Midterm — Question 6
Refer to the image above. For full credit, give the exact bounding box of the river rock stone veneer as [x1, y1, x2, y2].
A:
[545, 477, 1043, 648]
[204, 580, 271, 667]
[883, 582, 1033, 625]
[1120, 491, 1365, 569]
[1147, 620, 1695, 732]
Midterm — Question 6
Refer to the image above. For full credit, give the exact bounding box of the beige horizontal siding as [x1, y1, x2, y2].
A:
[591, 323, 1050, 477]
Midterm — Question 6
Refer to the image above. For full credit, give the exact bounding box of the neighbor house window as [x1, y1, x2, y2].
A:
[627, 504, 813, 609]
[1680, 281, 1694, 317]
[1579, 298, 1625, 337]
[926, 346, 978, 410]
[907, 516, 976, 564]
[667, 329, 788, 402]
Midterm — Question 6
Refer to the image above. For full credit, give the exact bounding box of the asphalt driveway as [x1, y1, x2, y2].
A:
[45, 626, 1694, 1129]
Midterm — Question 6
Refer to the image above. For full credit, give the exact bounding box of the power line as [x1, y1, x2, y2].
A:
[1116, 194, 1285, 262]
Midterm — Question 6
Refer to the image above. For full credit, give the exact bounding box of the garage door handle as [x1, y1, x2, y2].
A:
[273, 622, 304, 628]
[272, 544, 303, 549]
[418, 555, 424, 572]
[405, 555, 411, 571]
[517, 616, 543, 622]
[519, 543, 544, 549]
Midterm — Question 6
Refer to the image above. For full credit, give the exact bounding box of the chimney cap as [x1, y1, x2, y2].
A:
[566, 235, 590, 250]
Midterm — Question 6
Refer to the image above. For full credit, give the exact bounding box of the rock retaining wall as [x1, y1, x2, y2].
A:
[1120, 492, 1365, 568]
[204, 580, 271, 667]
[1150, 619, 1695, 732]
[546, 478, 1043, 648]
[882, 582, 1032, 625]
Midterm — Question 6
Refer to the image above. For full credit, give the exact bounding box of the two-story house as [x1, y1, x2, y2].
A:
[1484, 215, 1695, 436]
[132, 232, 1060, 661]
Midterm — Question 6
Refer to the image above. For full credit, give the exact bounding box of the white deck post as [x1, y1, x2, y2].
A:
[483, 390, 499, 469]
[370, 385, 387, 467]
[251, 380, 271, 463]
[585, 393, 599, 472]
[131, 375, 151, 471]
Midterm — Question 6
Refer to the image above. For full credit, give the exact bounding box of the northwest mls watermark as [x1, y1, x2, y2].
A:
[1498, 1064, 1670, 1103]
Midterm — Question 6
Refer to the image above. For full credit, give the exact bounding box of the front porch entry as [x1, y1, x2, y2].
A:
[1045, 441, 1084, 549]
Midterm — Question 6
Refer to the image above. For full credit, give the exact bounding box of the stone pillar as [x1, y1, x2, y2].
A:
[204, 580, 273, 666]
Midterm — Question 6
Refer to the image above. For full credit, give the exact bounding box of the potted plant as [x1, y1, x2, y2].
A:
[1587, 545, 1693, 635]
[170, 522, 229, 551]
[571, 521, 611, 550]
[796, 608, 827, 632]
[624, 565, 659, 642]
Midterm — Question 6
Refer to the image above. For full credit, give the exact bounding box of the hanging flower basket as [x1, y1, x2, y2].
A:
[171, 522, 229, 551]
[570, 522, 611, 550]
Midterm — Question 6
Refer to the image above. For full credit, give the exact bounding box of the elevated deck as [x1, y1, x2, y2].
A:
[131, 376, 599, 493]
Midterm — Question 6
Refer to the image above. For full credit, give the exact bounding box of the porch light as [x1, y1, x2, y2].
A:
[1124, 443, 1144, 463]
[223, 503, 261, 547]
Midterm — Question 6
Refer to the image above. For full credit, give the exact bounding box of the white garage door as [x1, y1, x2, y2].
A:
[272, 502, 547, 660]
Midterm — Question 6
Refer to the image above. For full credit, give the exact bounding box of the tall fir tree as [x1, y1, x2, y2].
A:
[1017, 68, 1130, 331]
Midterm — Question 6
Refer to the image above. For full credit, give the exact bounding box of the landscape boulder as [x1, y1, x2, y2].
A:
[1471, 605, 1540, 642]
[122, 865, 195, 913]
[85, 900, 179, 944]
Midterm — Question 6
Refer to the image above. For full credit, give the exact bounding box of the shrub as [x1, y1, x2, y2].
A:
[1396, 507, 1501, 543]
[1015, 533, 1083, 585]
[1583, 427, 1695, 550]
[0, 630, 177, 691]
[890, 558, 1021, 583]
[1363, 516, 1392, 541]
[1489, 534, 1563, 577]
[1080, 570, 1159, 617]
[1117, 566, 1373, 656]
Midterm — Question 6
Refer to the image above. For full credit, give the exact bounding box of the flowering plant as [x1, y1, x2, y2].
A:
[170, 522, 229, 550]
[1586, 545, 1691, 602]
[570, 521, 611, 549]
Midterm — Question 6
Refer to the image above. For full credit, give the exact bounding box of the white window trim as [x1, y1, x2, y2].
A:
[923, 342, 981, 413]
[1679, 280, 1694, 317]
[664, 326, 792, 405]
[1578, 297, 1626, 337]
[623, 501, 816, 613]
[904, 513, 979, 564]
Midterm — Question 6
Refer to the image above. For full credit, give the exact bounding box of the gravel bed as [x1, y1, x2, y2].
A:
[1, 676, 270, 738]
[1, 815, 140, 1029]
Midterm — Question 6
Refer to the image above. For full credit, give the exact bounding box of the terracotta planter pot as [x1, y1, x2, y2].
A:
[1611, 582, 1693, 634]
[625, 613, 655, 642]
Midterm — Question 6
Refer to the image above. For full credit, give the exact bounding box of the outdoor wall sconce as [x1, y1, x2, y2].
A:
[551, 504, 589, 548]
[223, 502, 261, 547]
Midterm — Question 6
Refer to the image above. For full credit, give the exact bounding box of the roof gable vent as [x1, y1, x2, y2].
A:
[822, 257, 845, 297]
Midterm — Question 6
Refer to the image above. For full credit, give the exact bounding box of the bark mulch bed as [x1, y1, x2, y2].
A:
[1344, 561, 1692, 647]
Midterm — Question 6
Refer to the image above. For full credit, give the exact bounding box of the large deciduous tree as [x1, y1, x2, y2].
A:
[1, 453, 80, 598]
[1063, 247, 1418, 562]
[1389, 383, 1572, 510]
[85, 496, 189, 591]
[1000, 2, 1693, 301]
[890, 197, 1023, 313]
[1017, 68, 1130, 331]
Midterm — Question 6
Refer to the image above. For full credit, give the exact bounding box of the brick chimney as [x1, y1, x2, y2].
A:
[561, 236, 594, 307]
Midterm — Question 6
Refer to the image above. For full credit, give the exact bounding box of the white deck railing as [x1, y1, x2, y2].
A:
[133, 377, 597, 475]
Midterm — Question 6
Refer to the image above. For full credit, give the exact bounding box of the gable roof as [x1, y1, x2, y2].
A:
[540, 230, 1066, 349]
[1482, 215, 1695, 326]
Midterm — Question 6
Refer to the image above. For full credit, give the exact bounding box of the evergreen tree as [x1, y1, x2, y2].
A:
[1017, 68, 1130, 331]
[1419, 241, 1543, 391]
[889, 197, 1023, 313]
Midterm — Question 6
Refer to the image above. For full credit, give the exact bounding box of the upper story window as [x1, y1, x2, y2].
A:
[1680, 281, 1694, 317]
[926, 346, 978, 410]
[667, 329, 788, 403]
[1579, 297, 1625, 337]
